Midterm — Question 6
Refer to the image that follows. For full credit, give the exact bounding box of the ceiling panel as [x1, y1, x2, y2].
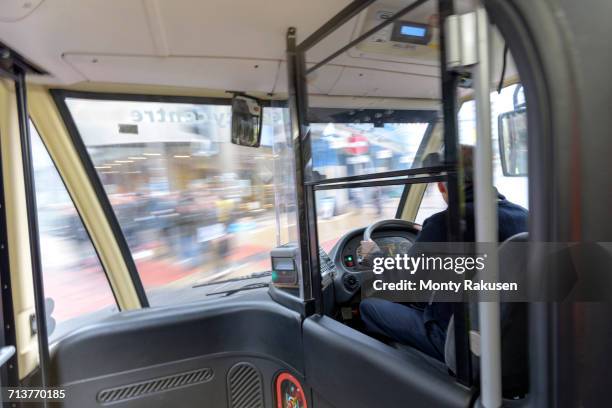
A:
[0, 0, 157, 83]
[155, 0, 352, 59]
[0, 0, 44, 22]
[64, 54, 279, 93]
[0, 0, 473, 97]
[329, 67, 440, 99]
[273, 62, 344, 94]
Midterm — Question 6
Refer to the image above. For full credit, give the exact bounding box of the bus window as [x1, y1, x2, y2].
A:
[414, 84, 529, 224]
[458, 84, 529, 209]
[31, 122, 117, 341]
[62, 97, 293, 306]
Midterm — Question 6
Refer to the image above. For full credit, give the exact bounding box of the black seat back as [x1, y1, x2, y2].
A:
[444, 232, 529, 398]
[498, 232, 529, 398]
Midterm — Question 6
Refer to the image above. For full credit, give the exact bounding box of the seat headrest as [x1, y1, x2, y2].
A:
[501, 232, 529, 244]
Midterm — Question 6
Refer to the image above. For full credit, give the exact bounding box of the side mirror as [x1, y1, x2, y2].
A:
[231, 94, 263, 148]
[498, 107, 527, 177]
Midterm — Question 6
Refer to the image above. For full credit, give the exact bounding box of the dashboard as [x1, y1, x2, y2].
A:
[327, 222, 420, 304]
[337, 229, 417, 271]
[343, 235, 414, 269]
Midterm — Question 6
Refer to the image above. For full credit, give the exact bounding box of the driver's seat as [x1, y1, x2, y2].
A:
[444, 232, 529, 398]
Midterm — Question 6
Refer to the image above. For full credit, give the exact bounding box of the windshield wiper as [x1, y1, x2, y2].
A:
[193, 270, 271, 289]
[206, 282, 270, 297]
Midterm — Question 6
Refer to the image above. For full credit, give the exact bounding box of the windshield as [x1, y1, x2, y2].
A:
[308, 115, 435, 250]
[63, 96, 294, 306]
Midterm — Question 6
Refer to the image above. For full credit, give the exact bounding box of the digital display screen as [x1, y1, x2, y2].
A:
[272, 257, 294, 271]
[272, 257, 298, 286]
[400, 25, 427, 37]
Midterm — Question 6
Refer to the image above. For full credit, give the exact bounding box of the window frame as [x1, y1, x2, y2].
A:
[51, 89, 288, 307]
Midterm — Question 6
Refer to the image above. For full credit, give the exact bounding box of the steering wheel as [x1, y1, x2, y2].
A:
[333, 218, 422, 303]
[359, 219, 421, 266]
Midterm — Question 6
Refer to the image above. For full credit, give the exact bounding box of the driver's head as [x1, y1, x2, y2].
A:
[437, 144, 474, 204]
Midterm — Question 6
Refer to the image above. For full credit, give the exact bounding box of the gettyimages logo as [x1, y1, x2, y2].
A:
[372, 253, 487, 275]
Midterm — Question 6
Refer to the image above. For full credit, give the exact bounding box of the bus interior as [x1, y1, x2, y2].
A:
[0, 0, 609, 407]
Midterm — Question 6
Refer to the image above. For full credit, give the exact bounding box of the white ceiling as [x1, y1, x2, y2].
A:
[0, 0, 508, 100]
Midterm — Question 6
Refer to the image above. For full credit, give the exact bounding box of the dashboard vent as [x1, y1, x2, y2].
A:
[227, 362, 264, 408]
[96, 367, 213, 404]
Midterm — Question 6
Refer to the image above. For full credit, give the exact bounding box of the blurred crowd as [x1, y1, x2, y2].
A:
[43, 175, 273, 276]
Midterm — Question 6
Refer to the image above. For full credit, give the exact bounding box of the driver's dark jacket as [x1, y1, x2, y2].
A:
[415, 187, 528, 333]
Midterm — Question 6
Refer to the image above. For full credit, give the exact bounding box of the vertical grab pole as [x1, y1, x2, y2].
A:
[286, 28, 322, 314]
[473, 6, 502, 408]
[438, 0, 473, 387]
[14, 67, 51, 395]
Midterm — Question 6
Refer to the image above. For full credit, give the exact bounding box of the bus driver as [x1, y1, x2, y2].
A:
[359, 145, 528, 361]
